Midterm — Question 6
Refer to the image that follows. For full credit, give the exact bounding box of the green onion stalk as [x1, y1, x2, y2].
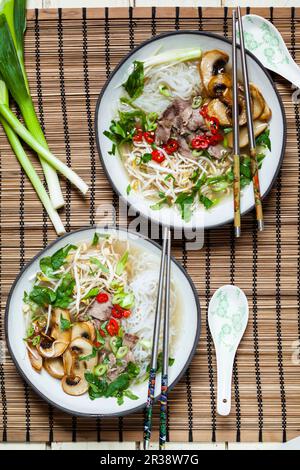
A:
[0, 79, 65, 235]
[0, 0, 64, 209]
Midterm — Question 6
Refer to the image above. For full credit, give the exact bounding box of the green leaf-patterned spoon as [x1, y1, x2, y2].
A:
[208, 285, 249, 416]
[238, 14, 300, 89]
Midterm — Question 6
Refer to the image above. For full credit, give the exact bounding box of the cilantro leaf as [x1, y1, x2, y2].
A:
[255, 129, 271, 151]
[122, 61, 144, 100]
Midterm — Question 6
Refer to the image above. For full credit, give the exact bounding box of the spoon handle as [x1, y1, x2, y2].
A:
[216, 351, 235, 416]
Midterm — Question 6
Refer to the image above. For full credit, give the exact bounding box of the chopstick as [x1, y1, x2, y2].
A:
[237, 6, 264, 231]
[232, 10, 241, 238]
[159, 227, 171, 450]
[143, 226, 171, 450]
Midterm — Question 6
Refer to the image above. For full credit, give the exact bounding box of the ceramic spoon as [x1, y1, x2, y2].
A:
[208, 285, 249, 416]
[238, 14, 300, 89]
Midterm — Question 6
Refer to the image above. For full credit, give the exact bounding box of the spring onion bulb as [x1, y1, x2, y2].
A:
[143, 48, 202, 69]
[0, 0, 64, 209]
[0, 80, 65, 235]
[0, 102, 89, 195]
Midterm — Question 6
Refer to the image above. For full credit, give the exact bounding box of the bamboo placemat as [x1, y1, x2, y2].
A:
[0, 6, 300, 443]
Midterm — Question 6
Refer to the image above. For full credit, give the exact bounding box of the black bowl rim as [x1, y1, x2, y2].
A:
[5, 226, 201, 418]
[94, 30, 287, 231]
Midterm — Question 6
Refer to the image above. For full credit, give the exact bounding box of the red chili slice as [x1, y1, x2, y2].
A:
[96, 293, 109, 303]
[191, 135, 209, 150]
[111, 307, 123, 319]
[200, 104, 209, 118]
[143, 131, 155, 144]
[208, 133, 223, 146]
[107, 318, 119, 336]
[122, 310, 131, 318]
[163, 138, 179, 155]
[98, 329, 106, 338]
[208, 116, 220, 135]
[133, 131, 143, 142]
[151, 149, 166, 163]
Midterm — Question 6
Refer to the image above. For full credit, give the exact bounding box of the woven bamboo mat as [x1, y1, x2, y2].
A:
[0, 5, 300, 443]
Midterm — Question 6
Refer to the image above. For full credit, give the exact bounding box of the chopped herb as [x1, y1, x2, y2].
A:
[255, 129, 271, 151]
[122, 61, 144, 100]
[140, 153, 152, 164]
[29, 286, 56, 307]
[83, 287, 100, 300]
[39, 244, 77, 278]
[60, 314, 73, 331]
[223, 127, 233, 134]
[126, 184, 131, 195]
[123, 390, 139, 400]
[126, 362, 140, 379]
[165, 173, 175, 182]
[25, 326, 34, 339]
[116, 250, 129, 276]
[79, 346, 99, 362]
[53, 273, 75, 308]
[199, 194, 214, 209]
[90, 257, 109, 273]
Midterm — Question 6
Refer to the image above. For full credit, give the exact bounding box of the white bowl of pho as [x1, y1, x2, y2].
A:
[95, 32, 286, 230]
[6, 227, 200, 417]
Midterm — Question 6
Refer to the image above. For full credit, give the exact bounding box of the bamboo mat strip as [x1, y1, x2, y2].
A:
[0, 6, 300, 443]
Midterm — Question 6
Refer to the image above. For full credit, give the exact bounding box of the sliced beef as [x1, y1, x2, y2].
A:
[177, 136, 192, 158]
[123, 333, 139, 349]
[186, 109, 206, 132]
[208, 144, 227, 160]
[155, 98, 191, 145]
[87, 296, 112, 321]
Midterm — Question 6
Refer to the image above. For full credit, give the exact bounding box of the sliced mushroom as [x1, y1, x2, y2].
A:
[37, 337, 69, 358]
[61, 375, 88, 396]
[207, 73, 232, 98]
[71, 322, 95, 342]
[69, 337, 98, 370]
[207, 98, 231, 126]
[250, 84, 265, 120]
[227, 120, 268, 148]
[260, 102, 272, 121]
[200, 50, 229, 92]
[37, 309, 71, 358]
[44, 357, 65, 379]
[27, 347, 43, 372]
[63, 349, 74, 376]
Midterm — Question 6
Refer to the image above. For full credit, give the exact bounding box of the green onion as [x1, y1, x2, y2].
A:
[192, 149, 203, 158]
[192, 96, 202, 109]
[0, 78, 65, 235]
[0, 100, 89, 195]
[159, 83, 171, 97]
[93, 364, 107, 377]
[116, 346, 129, 359]
[143, 48, 202, 69]
[0, 1, 64, 209]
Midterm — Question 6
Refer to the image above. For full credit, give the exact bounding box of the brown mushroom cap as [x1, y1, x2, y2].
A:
[27, 347, 43, 372]
[61, 374, 88, 396]
[44, 357, 65, 379]
[260, 102, 272, 121]
[200, 50, 229, 92]
[69, 337, 98, 370]
[207, 99, 231, 126]
[250, 84, 265, 120]
[71, 322, 95, 342]
[37, 308, 71, 358]
[207, 73, 232, 98]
